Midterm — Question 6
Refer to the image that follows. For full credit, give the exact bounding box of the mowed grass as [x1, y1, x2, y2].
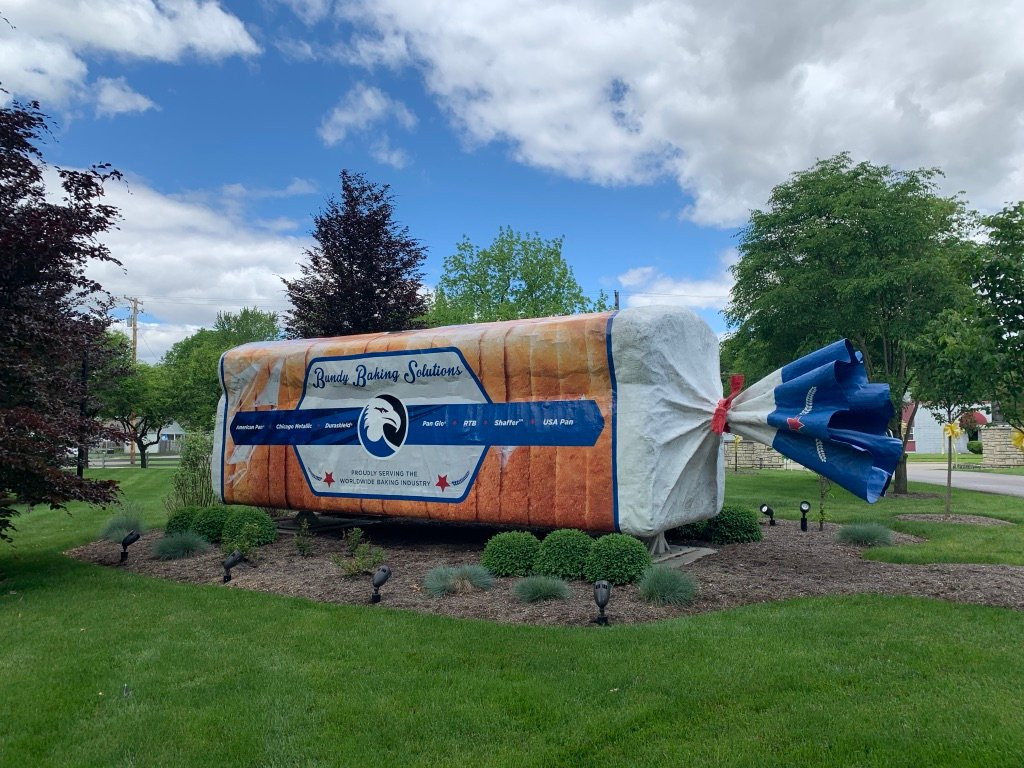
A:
[727, 470, 1024, 565]
[907, 452, 982, 464]
[0, 470, 1023, 766]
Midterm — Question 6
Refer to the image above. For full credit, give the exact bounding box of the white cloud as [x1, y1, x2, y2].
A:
[49, 171, 312, 359]
[0, 0, 259, 111]
[95, 77, 156, 116]
[318, 82, 416, 146]
[342, 0, 1024, 225]
[617, 249, 736, 310]
[370, 136, 409, 169]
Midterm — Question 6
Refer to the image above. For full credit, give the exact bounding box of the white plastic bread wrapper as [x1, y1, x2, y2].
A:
[213, 305, 900, 541]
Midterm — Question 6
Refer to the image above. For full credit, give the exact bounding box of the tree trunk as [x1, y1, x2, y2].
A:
[138, 440, 148, 469]
[892, 454, 908, 494]
[946, 435, 953, 515]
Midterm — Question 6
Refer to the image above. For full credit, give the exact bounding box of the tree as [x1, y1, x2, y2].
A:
[163, 308, 278, 430]
[909, 310, 995, 513]
[725, 153, 977, 493]
[977, 202, 1024, 430]
[283, 170, 427, 338]
[101, 363, 175, 469]
[0, 98, 123, 540]
[423, 227, 607, 326]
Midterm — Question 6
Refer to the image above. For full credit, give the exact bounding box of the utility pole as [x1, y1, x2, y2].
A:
[125, 297, 142, 466]
[613, 290, 620, 311]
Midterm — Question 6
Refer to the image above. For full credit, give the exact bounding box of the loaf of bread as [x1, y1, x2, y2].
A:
[213, 307, 724, 536]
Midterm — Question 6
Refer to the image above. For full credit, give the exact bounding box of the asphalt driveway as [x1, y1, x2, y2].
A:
[907, 463, 1024, 498]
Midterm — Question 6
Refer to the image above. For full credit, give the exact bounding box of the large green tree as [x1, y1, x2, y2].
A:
[163, 308, 278, 431]
[977, 202, 1024, 430]
[423, 227, 607, 326]
[100, 363, 175, 469]
[724, 153, 976, 493]
[909, 310, 995, 513]
[283, 170, 428, 338]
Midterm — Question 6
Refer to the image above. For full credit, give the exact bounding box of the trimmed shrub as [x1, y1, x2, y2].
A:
[423, 565, 495, 597]
[514, 575, 570, 603]
[967, 440, 983, 455]
[221, 507, 277, 552]
[836, 522, 893, 547]
[193, 506, 229, 543]
[101, 503, 147, 542]
[584, 534, 652, 585]
[153, 531, 211, 560]
[481, 531, 540, 577]
[638, 565, 697, 605]
[533, 529, 594, 580]
[708, 506, 762, 544]
[674, 519, 710, 541]
[165, 505, 201, 536]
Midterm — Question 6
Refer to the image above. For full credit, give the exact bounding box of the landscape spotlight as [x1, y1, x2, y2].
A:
[222, 550, 244, 583]
[759, 504, 775, 526]
[119, 530, 140, 564]
[592, 580, 612, 626]
[799, 500, 811, 532]
[370, 565, 391, 604]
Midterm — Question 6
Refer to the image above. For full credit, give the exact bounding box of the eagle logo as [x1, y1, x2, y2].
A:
[357, 394, 408, 458]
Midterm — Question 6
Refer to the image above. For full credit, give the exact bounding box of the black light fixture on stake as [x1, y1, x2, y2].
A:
[119, 530, 140, 564]
[759, 504, 775, 526]
[222, 550, 244, 583]
[799, 500, 810, 532]
[370, 565, 391, 604]
[592, 580, 612, 626]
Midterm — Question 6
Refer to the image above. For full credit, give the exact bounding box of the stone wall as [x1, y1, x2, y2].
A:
[981, 425, 1024, 468]
[724, 438, 786, 470]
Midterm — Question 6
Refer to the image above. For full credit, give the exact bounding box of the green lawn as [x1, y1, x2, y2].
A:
[2, 470, 1024, 766]
[727, 470, 1024, 565]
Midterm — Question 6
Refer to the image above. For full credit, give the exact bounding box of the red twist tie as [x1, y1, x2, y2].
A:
[711, 374, 745, 434]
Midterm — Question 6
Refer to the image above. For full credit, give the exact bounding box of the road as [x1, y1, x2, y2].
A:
[906, 463, 1024, 498]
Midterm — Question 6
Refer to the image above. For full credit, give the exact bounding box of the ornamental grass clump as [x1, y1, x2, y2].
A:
[153, 530, 211, 560]
[481, 531, 540, 576]
[533, 529, 594, 580]
[836, 522, 893, 547]
[423, 565, 496, 597]
[514, 575, 571, 603]
[100, 503, 147, 542]
[193, 506, 229, 543]
[638, 565, 697, 605]
[584, 534, 652, 585]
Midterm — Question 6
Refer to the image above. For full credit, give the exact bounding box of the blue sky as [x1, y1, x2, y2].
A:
[3, 1, 1022, 360]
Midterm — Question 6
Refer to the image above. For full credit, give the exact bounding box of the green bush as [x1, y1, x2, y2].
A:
[165, 505, 201, 536]
[637, 565, 697, 605]
[221, 507, 277, 552]
[294, 518, 313, 557]
[164, 431, 216, 512]
[584, 534, 652, 585]
[153, 531, 211, 560]
[967, 440, 983, 455]
[100, 503, 147, 542]
[533, 529, 594, 580]
[331, 542, 386, 577]
[674, 519, 710, 541]
[514, 575, 570, 603]
[193, 506, 229, 543]
[481, 531, 540, 577]
[423, 565, 495, 597]
[836, 522, 893, 547]
[706, 505, 763, 544]
[343, 527, 365, 555]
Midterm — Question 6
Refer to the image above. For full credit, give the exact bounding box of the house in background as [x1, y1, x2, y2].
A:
[903, 404, 987, 454]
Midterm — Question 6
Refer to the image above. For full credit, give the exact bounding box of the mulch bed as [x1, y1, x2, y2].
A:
[67, 518, 1024, 626]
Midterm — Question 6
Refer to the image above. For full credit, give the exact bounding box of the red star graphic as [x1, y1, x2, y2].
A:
[787, 417, 805, 432]
[323, 472, 334, 487]
[435, 474, 450, 492]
